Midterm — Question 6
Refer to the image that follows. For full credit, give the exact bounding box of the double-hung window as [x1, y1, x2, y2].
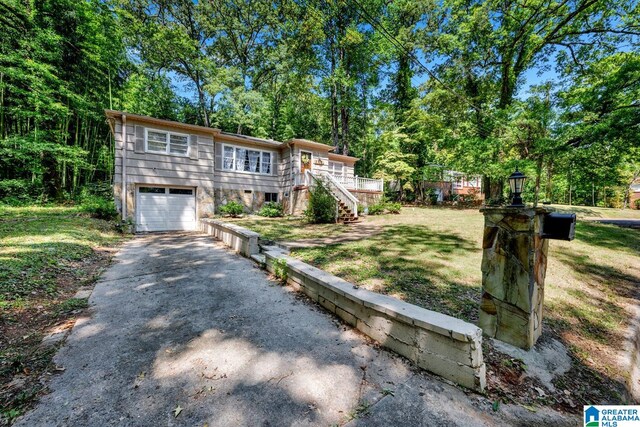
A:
[222, 144, 273, 175]
[146, 129, 190, 156]
[328, 161, 344, 176]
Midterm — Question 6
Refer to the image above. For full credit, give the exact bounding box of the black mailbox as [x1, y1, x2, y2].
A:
[541, 213, 576, 241]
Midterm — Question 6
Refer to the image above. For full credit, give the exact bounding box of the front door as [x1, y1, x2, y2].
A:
[300, 151, 312, 174]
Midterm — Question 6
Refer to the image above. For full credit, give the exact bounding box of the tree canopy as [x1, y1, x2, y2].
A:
[0, 0, 638, 206]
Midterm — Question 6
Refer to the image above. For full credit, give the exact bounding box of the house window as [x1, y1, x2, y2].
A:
[145, 129, 190, 156]
[328, 161, 344, 176]
[221, 144, 273, 175]
[265, 192, 278, 203]
[453, 176, 464, 189]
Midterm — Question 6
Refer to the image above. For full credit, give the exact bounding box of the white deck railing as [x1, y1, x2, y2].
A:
[332, 175, 383, 192]
[321, 172, 358, 219]
[294, 172, 383, 192]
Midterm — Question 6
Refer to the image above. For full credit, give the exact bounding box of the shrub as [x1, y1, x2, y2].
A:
[0, 179, 45, 205]
[367, 202, 386, 215]
[635, 199, 640, 209]
[272, 257, 288, 283]
[258, 201, 283, 217]
[80, 195, 119, 220]
[386, 202, 402, 214]
[219, 201, 244, 217]
[304, 181, 337, 223]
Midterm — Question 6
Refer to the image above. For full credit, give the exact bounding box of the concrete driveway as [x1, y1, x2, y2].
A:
[16, 234, 577, 426]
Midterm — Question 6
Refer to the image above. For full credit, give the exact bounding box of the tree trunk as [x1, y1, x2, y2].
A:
[534, 156, 543, 207]
[545, 160, 554, 202]
[341, 105, 349, 156]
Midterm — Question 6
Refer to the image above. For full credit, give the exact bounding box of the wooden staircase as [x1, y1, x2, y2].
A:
[338, 201, 359, 224]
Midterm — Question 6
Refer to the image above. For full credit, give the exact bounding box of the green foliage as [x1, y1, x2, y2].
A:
[386, 202, 402, 214]
[367, 203, 386, 215]
[367, 201, 402, 215]
[219, 201, 244, 217]
[258, 202, 283, 218]
[304, 182, 337, 224]
[0, 179, 45, 205]
[80, 196, 118, 221]
[272, 257, 288, 282]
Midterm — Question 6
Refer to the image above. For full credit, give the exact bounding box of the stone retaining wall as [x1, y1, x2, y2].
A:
[199, 219, 259, 257]
[263, 248, 486, 392]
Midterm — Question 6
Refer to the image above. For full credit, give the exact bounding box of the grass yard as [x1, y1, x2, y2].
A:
[231, 205, 640, 410]
[222, 216, 357, 241]
[0, 206, 126, 424]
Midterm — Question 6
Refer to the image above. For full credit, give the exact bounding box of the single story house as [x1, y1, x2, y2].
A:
[105, 110, 383, 232]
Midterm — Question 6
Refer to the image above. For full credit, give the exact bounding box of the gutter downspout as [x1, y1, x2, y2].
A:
[121, 114, 127, 221]
[289, 142, 294, 216]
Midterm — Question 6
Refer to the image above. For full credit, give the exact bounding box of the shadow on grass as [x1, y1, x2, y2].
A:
[574, 222, 640, 255]
[296, 224, 482, 322]
[551, 250, 639, 344]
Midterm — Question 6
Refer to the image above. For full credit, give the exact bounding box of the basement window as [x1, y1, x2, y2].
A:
[265, 192, 278, 203]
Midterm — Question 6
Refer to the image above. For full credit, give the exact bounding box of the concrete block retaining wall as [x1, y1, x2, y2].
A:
[199, 219, 259, 257]
[263, 249, 487, 392]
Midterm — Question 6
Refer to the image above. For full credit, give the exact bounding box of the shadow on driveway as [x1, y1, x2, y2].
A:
[16, 234, 577, 426]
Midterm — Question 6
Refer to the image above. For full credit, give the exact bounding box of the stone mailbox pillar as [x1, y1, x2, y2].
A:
[479, 207, 550, 350]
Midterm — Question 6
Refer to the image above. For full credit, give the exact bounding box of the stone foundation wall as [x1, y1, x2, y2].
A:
[263, 248, 486, 391]
[479, 207, 549, 350]
[284, 188, 310, 216]
[351, 190, 383, 208]
[215, 188, 282, 214]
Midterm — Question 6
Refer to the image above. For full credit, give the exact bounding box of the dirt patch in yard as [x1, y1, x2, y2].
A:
[0, 207, 126, 425]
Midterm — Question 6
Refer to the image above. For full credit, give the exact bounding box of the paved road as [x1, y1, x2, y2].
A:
[591, 219, 640, 229]
[16, 234, 577, 426]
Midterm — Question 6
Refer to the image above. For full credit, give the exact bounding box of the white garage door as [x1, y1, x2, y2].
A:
[137, 187, 197, 232]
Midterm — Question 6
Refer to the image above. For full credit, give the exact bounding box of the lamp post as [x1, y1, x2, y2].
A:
[508, 169, 526, 207]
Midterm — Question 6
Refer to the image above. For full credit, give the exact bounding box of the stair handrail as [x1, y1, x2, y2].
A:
[321, 172, 359, 219]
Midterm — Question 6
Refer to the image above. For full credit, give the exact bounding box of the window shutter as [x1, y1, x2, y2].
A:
[189, 134, 199, 160]
[134, 125, 145, 153]
[272, 151, 278, 176]
[214, 142, 222, 170]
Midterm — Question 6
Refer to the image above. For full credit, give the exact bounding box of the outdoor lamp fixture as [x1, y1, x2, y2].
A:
[508, 168, 527, 207]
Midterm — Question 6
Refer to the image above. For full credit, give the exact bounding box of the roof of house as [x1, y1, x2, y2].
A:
[104, 110, 359, 160]
[105, 110, 222, 135]
[328, 152, 360, 163]
[216, 131, 284, 149]
[287, 138, 335, 152]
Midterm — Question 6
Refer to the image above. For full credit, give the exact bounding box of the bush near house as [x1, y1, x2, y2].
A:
[304, 181, 337, 224]
[219, 201, 244, 217]
[368, 200, 402, 215]
[258, 202, 283, 217]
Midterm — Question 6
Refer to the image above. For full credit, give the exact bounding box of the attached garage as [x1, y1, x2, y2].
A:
[136, 186, 197, 232]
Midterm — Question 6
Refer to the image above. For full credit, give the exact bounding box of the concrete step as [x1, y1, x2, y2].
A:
[250, 253, 266, 265]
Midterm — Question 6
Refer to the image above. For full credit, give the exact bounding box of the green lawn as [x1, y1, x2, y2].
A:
[223, 216, 356, 241]
[0, 205, 126, 423]
[231, 206, 640, 406]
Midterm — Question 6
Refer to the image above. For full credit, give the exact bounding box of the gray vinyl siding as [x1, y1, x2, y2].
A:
[113, 119, 214, 187]
[213, 138, 282, 193]
[280, 149, 292, 189]
[294, 146, 330, 176]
